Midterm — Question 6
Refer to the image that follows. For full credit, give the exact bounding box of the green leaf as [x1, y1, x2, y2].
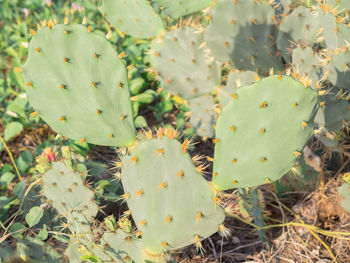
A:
[52, 234, 69, 243]
[9, 222, 26, 237]
[37, 224, 48, 240]
[4, 121, 23, 141]
[0, 172, 15, 187]
[25, 206, 44, 227]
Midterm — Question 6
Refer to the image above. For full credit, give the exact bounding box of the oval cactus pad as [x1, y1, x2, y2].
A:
[121, 137, 225, 254]
[213, 75, 319, 190]
[23, 24, 136, 146]
[100, 0, 164, 39]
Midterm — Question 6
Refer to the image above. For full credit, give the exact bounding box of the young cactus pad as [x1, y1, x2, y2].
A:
[204, 0, 282, 74]
[23, 24, 136, 147]
[277, 6, 320, 63]
[189, 95, 216, 138]
[100, 0, 164, 38]
[150, 0, 213, 19]
[213, 75, 319, 190]
[150, 26, 221, 99]
[42, 161, 98, 219]
[219, 70, 258, 107]
[121, 136, 225, 254]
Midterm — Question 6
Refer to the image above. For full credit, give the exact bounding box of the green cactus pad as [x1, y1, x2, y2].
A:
[150, 0, 213, 19]
[103, 230, 145, 263]
[318, 7, 350, 51]
[315, 90, 350, 132]
[100, 0, 164, 38]
[188, 95, 216, 138]
[277, 6, 320, 63]
[42, 161, 98, 219]
[274, 152, 320, 194]
[328, 0, 350, 12]
[338, 183, 350, 213]
[219, 71, 258, 107]
[121, 137, 225, 254]
[23, 24, 136, 147]
[16, 238, 61, 263]
[213, 75, 319, 190]
[325, 51, 350, 90]
[204, 0, 282, 74]
[150, 26, 221, 99]
[292, 47, 323, 88]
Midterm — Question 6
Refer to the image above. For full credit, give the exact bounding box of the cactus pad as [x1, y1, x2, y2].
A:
[103, 230, 145, 263]
[150, 0, 213, 19]
[100, 0, 164, 38]
[219, 71, 258, 107]
[188, 95, 216, 138]
[315, 90, 350, 133]
[325, 51, 350, 90]
[277, 6, 320, 63]
[292, 47, 323, 88]
[42, 161, 98, 219]
[204, 0, 282, 74]
[150, 26, 221, 99]
[338, 183, 350, 213]
[121, 136, 225, 254]
[213, 75, 319, 190]
[23, 24, 136, 147]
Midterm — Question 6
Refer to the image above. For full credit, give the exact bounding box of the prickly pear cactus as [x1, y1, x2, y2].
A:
[318, 4, 350, 51]
[238, 188, 266, 242]
[325, 50, 350, 91]
[213, 75, 319, 190]
[121, 134, 225, 254]
[292, 47, 323, 88]
[150, 26, 221, 99]
[42, 161, 98, 218]
[327, 0, 350, 12]
[150, 0, 213, 19]
[219, 70, 258, 107]
[16, 238, 61, 263]
[274, 152, 320, 194]
[188, 95, 216, 138]
[277, 6, 320, 63]
[338, 177, 350, 213]
[315, 90, 350, 133]
[204, 0, 282, 74]
[23, 24, 136, 147]
[100, 0, 164, 38]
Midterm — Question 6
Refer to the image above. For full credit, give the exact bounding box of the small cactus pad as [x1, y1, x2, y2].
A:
[318, 6, 350, 51]
[16, 238, 61, 263]
[315, 89, 350, 132]
[42, 161, 98, 218]
[277, 6, 320, 63]
[327, 0, 350, 12]
[103, 230, 145, 263]
[325, 51, 350, 90]
[121, 137, 225, 254]
[274, 152, 320, 194]
[150, 0, 213, 19]
[219, 70, 258, 107]
[338, 183, 350, 213]
[204, 0, 282, 74]
[292, 47, 323, 88]
[213, 75, 319, 190]
[100, 0, 164, 38]
[23, 24, 136, 147]
[150, 26, 221, 99]
[188, 95, 216, 138]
